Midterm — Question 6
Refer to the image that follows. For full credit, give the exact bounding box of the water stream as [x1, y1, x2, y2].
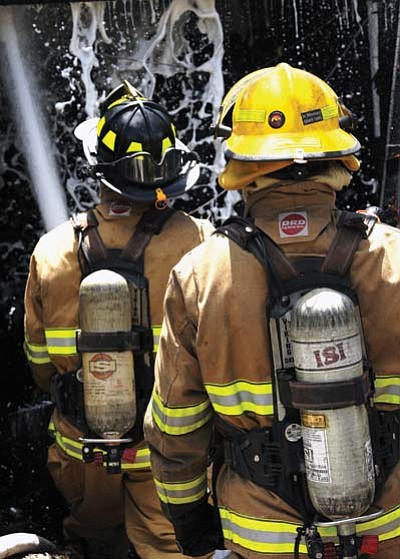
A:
[0, 6, 68, 232]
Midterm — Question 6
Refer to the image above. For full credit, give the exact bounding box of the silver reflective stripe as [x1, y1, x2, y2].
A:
[151, 390, 213, 435]
[205, 380, 274, 416]
[374, 376, 400, 405]
[220, 504, 400, 554]
[152, 325, 162, 352]
[24, 338, 51, 364]
[154, 472, 207, 505]
[45, 328, 77, 356]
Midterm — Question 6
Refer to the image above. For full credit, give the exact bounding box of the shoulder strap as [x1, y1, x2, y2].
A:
[72, 206, 176, 276]
[71, 209, 108, 274]
[217, 217, 298, 282]
[216, 211, 377, 290]
[121, 206, 176, 263]
[321, 211, 373, 275]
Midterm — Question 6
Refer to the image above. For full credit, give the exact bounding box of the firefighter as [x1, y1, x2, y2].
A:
[144, 63, 400, 559]
[24, 82, 214, 559]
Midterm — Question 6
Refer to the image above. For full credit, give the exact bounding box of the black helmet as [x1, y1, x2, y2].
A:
[74, 81, 199, 202]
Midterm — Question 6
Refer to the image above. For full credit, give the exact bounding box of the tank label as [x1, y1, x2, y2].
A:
[278, 315, 294, 367]
[89, 353, 116, 380]
[83, 352, 135, 402]
[302, 425, 331, 483]
[292, 334, 362, 371]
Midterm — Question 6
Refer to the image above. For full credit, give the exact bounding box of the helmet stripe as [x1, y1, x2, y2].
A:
[162, 136, 173, 153]
[102, 130, 116, 151]
[97, 116, 106, 135]
[126, 141, 143, 153]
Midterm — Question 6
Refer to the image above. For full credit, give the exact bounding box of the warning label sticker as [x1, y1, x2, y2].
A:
[302, 426, 331, 483]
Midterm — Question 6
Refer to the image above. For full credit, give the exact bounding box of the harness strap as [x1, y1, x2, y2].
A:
[71, 205, 176, 276]
[121, 206, 176, 263]
[218, 216, 298, 281]
[322, 211, 370, 275]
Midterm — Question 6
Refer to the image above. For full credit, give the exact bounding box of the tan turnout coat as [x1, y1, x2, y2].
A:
[145, 181, 400, 559]
[24, 191, 214, 559]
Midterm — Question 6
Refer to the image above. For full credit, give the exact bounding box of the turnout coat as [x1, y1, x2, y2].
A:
[24, 190, 214, 559]
[145, 181, 400, 559]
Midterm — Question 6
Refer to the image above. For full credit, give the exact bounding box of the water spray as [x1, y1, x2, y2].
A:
[0, 6, 68, 231]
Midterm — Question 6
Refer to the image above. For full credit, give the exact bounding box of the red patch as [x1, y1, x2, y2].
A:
[109, 201, 132, 216]
[279, 212, 308, 237]
[89, 353, 116, 380]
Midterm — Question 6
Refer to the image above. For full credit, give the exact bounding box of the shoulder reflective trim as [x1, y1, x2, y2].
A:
[154, 472, 207, 505]
[24, 337, 51, 364]
[219, 504, 400, 554]
[45, 328, 78, 356]
[205, 380, 274, 416]
[374, 376, 400, 406]
[152, 325, 162, 353]
[49, 423, 150, 469]
[151, 389, 213, 436]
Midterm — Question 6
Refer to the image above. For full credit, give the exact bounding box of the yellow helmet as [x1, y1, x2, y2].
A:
[214, 63, 360, 164]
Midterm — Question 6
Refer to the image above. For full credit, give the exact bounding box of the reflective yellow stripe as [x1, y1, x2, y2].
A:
[374, 376, 400, 406]
[45, 328, 77, 356]
[152, 325, 162, 352]
[220, 505, 400, 554]
[151, 389, 212, 436]
[48, 422, 150, 469]
[205, 380, 274, 416]
[24, 337, 51, 364]
[154, 472, 207, 505]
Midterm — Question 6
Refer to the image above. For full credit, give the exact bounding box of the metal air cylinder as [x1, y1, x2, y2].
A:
[79, 269, 136, 439]
[290, 288, 375, 520]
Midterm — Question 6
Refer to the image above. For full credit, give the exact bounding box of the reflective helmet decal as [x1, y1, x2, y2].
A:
[127, 141, 143, 153]
[102, 130, 117, 151]
[236, 109, 266, 122]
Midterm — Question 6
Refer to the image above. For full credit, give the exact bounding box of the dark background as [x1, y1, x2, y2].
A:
[1, 0, 399, 544]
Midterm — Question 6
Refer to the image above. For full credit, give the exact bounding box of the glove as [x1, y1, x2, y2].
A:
[173, 502, 224, 557]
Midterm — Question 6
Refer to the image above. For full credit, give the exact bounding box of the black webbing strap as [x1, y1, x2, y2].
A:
[217, 216, 298, 282]
[72, 206, 176, 276]
[121, 206, 176, 263]
[216, 211, 377, 289]
[322, 211, 370, 275]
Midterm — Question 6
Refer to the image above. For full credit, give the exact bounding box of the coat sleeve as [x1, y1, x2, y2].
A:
[24, 247, 57, 393]
[144, 261, 214, 522]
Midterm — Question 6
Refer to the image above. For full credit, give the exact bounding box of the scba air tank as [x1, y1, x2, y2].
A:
[290, 288, 375, 520]
[79, 269, 136, 439]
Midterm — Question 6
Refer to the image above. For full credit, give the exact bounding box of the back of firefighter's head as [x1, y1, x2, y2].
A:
[77, 81, 199, 204]
[214, 63, 361, 190]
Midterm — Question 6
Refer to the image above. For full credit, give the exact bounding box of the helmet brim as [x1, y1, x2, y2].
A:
[225, 128, 360, 162]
